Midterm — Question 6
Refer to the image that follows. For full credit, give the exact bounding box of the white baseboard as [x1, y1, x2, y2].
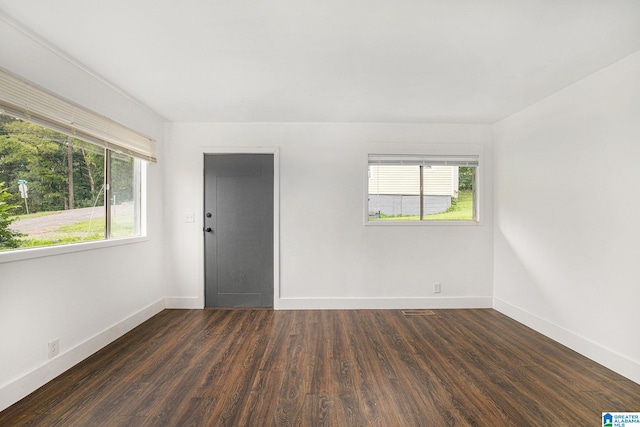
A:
[493, 298, 640, 385]
[275, 296, 493, 310]
[0, 298, 166, 412]
[164, 296, 203, 309]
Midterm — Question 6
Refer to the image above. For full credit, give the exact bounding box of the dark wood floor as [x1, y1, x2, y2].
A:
[1, 309, 639, 426]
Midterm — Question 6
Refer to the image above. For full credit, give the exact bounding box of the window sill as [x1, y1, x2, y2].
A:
[0, 236, 149, 264]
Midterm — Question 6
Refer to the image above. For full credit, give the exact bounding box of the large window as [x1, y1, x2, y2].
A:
[0, 113, 143, 249]
[0, 69, 154, 252]
[367, 154, 479, 224]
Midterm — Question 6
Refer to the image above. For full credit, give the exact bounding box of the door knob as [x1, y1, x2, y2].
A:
[205, 227, 212, 232]
[206, 212, 212, 218]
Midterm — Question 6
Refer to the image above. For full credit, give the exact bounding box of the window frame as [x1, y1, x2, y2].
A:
[0, 140, 149, 263]
[364, 144, 484, 227]
[0, 69, 152, 261]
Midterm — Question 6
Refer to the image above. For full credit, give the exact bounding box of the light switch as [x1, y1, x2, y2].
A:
[184, 211, 195, 223]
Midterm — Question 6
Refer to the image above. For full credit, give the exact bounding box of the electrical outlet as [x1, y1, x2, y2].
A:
[184, 211, 195, 223]
[48, 339, 60, 359]
[433, 283, 441, 294]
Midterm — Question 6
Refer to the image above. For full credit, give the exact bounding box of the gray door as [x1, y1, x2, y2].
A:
[204, 154, 274, 307]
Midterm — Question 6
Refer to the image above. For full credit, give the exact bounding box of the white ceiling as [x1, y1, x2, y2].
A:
[1, 0, 639, 123]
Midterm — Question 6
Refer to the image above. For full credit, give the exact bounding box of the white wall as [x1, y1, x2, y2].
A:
[164, 122, 494, 309]
[1, 9, 637, 415]
[493, 50, 640, 383]
[0, 17, 167, 410]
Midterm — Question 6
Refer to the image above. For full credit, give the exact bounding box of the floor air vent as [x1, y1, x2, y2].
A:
[401, 310, 436, 316]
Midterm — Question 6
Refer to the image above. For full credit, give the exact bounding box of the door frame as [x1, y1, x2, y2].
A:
[200, 147, 280, 309]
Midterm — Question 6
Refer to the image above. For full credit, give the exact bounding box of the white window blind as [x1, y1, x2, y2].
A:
[0, 68, 156, 163]
[368, 154, 479, 167]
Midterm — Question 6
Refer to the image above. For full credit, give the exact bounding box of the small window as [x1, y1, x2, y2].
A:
[367, 154, 478, 223]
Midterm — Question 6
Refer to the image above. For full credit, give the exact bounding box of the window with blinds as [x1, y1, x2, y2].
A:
[0, 68, 151, 252]
[367, 154, 479, 223]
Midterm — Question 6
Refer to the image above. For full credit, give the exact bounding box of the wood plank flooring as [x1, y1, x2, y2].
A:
[1, 309, 639, 426]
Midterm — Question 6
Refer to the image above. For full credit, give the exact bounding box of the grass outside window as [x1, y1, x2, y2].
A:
[372, 190, 474, 221]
